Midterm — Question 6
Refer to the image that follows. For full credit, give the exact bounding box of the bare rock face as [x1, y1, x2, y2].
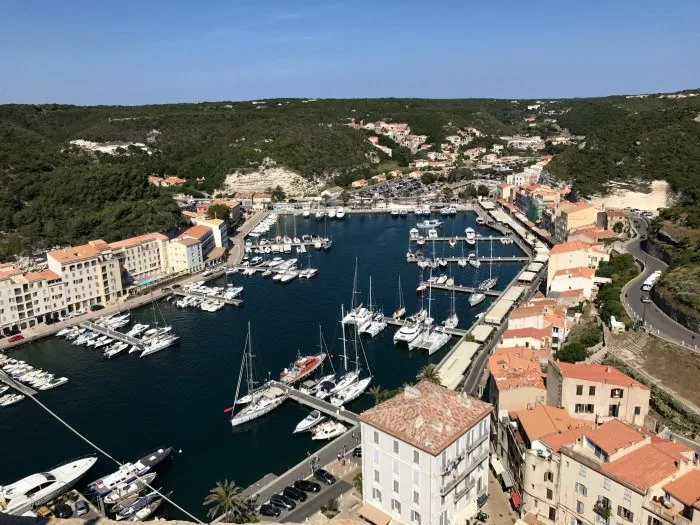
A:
[221, 158, 318, 197]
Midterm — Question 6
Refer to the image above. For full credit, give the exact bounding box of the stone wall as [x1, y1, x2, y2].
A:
[642, 237, 672, 265]
[651, 286, 700, 336]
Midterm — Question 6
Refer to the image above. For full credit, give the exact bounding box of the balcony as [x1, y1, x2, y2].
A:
[440, 448, 489, 496]
[594, 501, 612, 520]
[645, 501, 691, 525]
[454, 477, 476, 502]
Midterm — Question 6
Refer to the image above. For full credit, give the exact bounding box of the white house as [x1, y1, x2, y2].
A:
[359, 381, 493, 525]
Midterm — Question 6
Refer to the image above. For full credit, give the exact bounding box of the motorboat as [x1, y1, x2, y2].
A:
[311, 421, 347, 440]
[391, 209, 400, 217]
[140, 334, 179, 357]
[427, 228, 438, 239]
[279, 271, 298, 283]
[393, 322, 421, 344]
[115, 490, 169, 521]
[327, 208, 336, 219]
[322, 238, 332, 250]
[336, 207, 345, 219]
[124, 493, 167, 521]
[261, 269, 273, 277]
[104, 473, 157, 505]
[315, 211, 325, 219]
[293, 410, 325, 433]
[1, 456, 97, 515]
[417, 219, 442, 229]
[0, 393, 25, 407]
[89, 448, 173, 496]
[476, 216, 486, 226]
[408, 328, 451, 355]
[0, 386, 8, 396]
[479, 277, 498, 290]
[465, 227, 476, 245]
[469, 293, 486, 307]
[126, 324, 149, 338]
[409, 228, 419, 239]
[469, 258, 481, 268]
[330, 376, 372, 407]
[436, 274, 448, 285]
[280, 353, 326, 384]
[302, 210, 310, 218]
[400, 209, 408, 216]
[449, 237, 457, 248]
[104, 341, 129, 359]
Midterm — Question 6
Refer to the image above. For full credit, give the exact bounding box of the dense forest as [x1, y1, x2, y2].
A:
[1, 94, 699, 264]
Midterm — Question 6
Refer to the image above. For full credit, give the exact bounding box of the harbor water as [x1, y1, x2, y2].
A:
[0, 212, 525, 520]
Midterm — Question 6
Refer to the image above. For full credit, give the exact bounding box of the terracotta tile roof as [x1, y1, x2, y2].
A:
[561, 201, 595, 214]
[181, 225, 211, 240]
[553, 266, 595, 279]
[24, 270, 61, 282]
[515, 405, 594, 443]
[549, 240, 593, 255]
[541, 426, 593, 453]
[48, 244, 101, 264]
[488, 347, 547, 392]
[0, 263, 22, 279]
[663, 470, 700, 509]
[604, 441, 692, 491]
[359, 381, 492, 456]
[584, 419, 647, 455]
[509, 305, 546, 319]
[502, 326, 551, 342]
[108, 232, 168, 250]
[554, 362, 649, 390]
[177, 238, 200, 247]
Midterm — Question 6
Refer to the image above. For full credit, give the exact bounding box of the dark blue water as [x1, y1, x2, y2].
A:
[0, 213, 524, 520]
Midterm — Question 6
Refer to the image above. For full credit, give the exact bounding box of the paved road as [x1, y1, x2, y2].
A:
[271, 479, 353, 523]
[617, 217, 699, 348]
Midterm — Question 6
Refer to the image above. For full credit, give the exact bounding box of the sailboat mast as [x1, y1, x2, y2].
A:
[490, 238, 494, 280]
[246, 322, 255, 394]
[340, 305, 348, 373]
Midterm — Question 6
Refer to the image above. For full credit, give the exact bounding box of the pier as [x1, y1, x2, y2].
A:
[172, 290, 243, 306]
[270, 380, 359, 424]
[0, 369, 37, 396]
[385, 317, 467, 337]
[409, 235, 509, 243]
[79, 321, 145, 350]
[407, 255, 529, 263]
[417, 282, 502, 296]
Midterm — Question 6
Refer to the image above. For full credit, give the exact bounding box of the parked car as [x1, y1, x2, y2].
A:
[8, 334, 24, 343]
[90, 304, 104, 312]
[313, 468, 336, 485]
[353, 446, 362, 458]
[269, 494, 296, 510]
[642, 296, 651, 303]
[258, 504, 281, 518]
[75, 500, 88, 516]
[53, 503, 73, 518]
[283, 485, 308, 502]
[294, 479, 321, 493]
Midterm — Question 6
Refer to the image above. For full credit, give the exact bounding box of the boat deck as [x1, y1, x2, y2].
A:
[0, 369, 37, 396]
[385, 317, 467, 337]
[269, 380, 359, 424]
[172, 290, 243, 306]
[79, 321, 145, 350]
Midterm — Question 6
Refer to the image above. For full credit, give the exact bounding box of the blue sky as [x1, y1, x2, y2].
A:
[1, 0, 699, 105]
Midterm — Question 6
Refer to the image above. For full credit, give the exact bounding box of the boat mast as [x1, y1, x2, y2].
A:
[246, 323, 256, 398]
[489, 237, 494, 280]
[340, 305, 348, 373]
[398, 276, 404, 310]
[368, 277, 374, 314]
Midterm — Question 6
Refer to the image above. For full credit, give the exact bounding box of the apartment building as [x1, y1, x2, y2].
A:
[168, 237, 204, 273]
[487, 346, 548, 419]
[359, 381, 492, 525]
[546, 362, 650, 426]
[515, 184, 567, 222]
[47, 243, 123, 312]
[547, 242, 609, 290]
[554, 202, 598, 241]
[0, 264, 66, 333]
[549, 267, 596, 300]
[193, 218, 229, 249]
[95, 233, 170, 285]
[558, 420, 697, 525]
[599, 209, 629, 232]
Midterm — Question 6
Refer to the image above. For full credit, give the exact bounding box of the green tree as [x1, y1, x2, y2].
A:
[340, 190, 351, 206]
[477, 184, 490, 197]
[418, 364, 442, 385]
[207, 203, 230, 222]
[203, 479, 249, 521]
[613, 221, 624, 234]
[421, 172, 438, 185]
[321, 497, 340, 518]
[369, 385, 384, 406]
[555, 343, 588, 363]
[353, 473, 363, 495]
[526, 199, 540, 222]
[271, 185, 286, 202]
[442, 187, 454, 200]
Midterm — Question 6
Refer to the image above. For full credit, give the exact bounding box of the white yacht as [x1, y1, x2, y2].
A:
[469, 293, 486, 307]
[417, 219, 442, 229]
[409, 228, 419, 239]
[336, 207, 346, 219]
[140, 334, 179, 357]
[103, 473, 157, 505]
[330, 376, 372, 407]
[327, 208, 336, 219]
[302, 210, 310, 218]
[393, 322, 421, 344]
[293, 410, 325, 433]
[1, 456, 97, 515]
[465, 227, 476, 245]
[311, 421, 347, 440]
[126, 323, 149, 338]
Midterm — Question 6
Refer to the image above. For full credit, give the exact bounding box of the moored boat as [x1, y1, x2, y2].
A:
[89, 447, 173, 496]
[280, 353, 326, 384]
[293, 410, 325, 433]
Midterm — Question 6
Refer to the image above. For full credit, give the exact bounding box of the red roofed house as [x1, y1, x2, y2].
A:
[351, 178, 368, 189]
[500, 327, 553, 350]
[1, 264, 67, 332]
[359, 381, 493, 525]
[547, 241, 610, 290]
[547, 361, 650, 426]
[549, 266, 596, 300]
[557, 419, 698, 525]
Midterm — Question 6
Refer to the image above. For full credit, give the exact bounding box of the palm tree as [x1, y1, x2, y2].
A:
[369, 385, 383, 406]
[203, 479, 248, 520]
[418, 364, 442, 385]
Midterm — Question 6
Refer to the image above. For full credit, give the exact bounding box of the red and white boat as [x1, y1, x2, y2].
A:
[280, 353, 326, 384]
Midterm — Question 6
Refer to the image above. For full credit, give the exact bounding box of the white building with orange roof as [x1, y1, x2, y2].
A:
[547, 241, 610, 290]
[487, 346, 548, 420]
[549, 266, 596, 300]
[558, 419, 697, 525]
[546, 361, 650, 426]
[500, 327, 553, 350]
[193, 218, 229, 249]
[102, 232, 170, 284]
[358, 381, 493, 525]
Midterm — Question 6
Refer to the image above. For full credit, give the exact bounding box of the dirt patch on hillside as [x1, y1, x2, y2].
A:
[638, 338, 700, 407]
[220, 158, 319, 197]
[588, 180, 671, 215]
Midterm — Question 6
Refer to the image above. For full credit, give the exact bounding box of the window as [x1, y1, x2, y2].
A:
[577, 501, 585, 514]
[413, 469, 420, 486]
[372, 488, 382, 502]
[575, 404, 595, 414]
[373, 450, 380, 465]
[589, 386, 596, 395]
[411, 510, 421, 524]
[647, 518, 661, 525]
[549, 507, 557, 521]
[617, 506, 634, 522]
[576, 482, 588, 496]
[393, 460, 400, 476]
[609, 405, 620, 417]
[579, 466, 587, 478]
[576, 385, 584, 395]
[603, 479, 611, 490]
[544, 471, 554, 482]
[571, 518, 583, 525]
[413, 491, 420, 505]
[374, 470, 380, 483]
[391, 499, 401, 513]
[373, 430, 379, 444]
[611, 388, 624, 399]
[547, 489, 553, 500]
[393, 440, 399, 454]
[393, 480, 399, 493]
[623, 489, 632, 502]
[413, 450, 420, 465]
[634, 406, 641, 415]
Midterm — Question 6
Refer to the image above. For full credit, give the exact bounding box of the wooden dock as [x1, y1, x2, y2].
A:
[0, 369, 37, 396]
[172, 290, 243, 306]
[79, 321, 145, 350]
[270, 380, 359, 424]
[417, 282, 501, 297]
[384, 317, 467, 337]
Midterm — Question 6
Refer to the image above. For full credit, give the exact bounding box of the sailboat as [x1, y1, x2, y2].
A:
[443, 285, 459, 329]
[392, 276, 406, 319]
[360, 277, 387, 337]
[330, 306, 360, 395]
[469, 238, 481, 269]
[469, 253, 486, 307]
[230, 324, 287, 427]
[140, 293, 178, 357]
[342, 260, 372, 330]
[458, 240, 468, 267]
[408, 271, 451, 355]
[299, 252, 318, 278]
[479, 237, 498, 291]
[330, 319, 372, 407]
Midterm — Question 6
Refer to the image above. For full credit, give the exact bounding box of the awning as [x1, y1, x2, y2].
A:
[490, 456, 505, 476]
[358, 503, 392, 525]
[206, 247, 226, 260]
[501, 470, 514, 489]
[511, 491, 522, 509]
